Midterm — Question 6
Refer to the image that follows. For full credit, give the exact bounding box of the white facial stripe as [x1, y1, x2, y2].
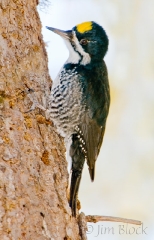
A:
[64, 31, 91, 65]
[65, 40, 81, 64]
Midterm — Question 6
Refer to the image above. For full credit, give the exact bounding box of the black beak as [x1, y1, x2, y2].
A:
[46, 26, 73, 40]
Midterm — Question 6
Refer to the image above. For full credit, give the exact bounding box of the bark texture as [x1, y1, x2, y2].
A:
[0, 0, 82, 239]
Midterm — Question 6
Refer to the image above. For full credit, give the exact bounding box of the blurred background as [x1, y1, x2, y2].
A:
[38, 0, 154, 239]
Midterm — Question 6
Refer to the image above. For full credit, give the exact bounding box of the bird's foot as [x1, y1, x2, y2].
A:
[77, 198, 81, 212]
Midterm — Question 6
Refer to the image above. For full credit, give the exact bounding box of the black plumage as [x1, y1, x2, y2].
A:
[46, 21, 110, 217]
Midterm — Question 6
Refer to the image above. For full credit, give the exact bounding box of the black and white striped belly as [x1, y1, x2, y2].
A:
[48, 68, 85, 137]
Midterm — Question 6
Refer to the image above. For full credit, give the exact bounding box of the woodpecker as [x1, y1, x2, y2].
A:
[46, 21, 110, 217]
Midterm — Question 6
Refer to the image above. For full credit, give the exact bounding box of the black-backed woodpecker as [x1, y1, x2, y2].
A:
[46, 21, 110, 217]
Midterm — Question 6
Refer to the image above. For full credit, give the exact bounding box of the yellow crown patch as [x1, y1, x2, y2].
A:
[76, 21, 92, 33]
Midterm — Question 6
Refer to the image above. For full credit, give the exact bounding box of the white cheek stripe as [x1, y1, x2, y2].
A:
[65, 31, 91, 65]
[65, 40, 81, 64]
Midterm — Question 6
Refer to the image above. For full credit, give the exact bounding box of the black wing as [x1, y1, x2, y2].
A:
[80, 61, 110, 180]
[79, 117, 106, 181]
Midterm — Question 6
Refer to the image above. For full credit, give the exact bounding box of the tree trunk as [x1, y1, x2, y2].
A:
[0, 1, 83, 239]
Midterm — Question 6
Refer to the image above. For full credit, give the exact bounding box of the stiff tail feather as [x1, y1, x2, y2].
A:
[69, 170, 82, 216]
[69, 133, 85, 216]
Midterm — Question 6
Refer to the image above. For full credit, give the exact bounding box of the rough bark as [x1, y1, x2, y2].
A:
[0, 0, 82, 239]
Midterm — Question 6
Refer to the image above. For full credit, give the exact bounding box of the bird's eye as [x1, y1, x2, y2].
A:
[80, 39, 88, 45]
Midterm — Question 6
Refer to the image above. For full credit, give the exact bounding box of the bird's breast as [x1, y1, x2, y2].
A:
[48, 68, 85, 137]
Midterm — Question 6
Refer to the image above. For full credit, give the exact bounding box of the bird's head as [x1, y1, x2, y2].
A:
[46, 21, 109, 65]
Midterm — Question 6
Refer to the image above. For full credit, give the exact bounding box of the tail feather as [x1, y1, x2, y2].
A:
[69, 170, 82, 217]
[69, 133, 85, 216]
